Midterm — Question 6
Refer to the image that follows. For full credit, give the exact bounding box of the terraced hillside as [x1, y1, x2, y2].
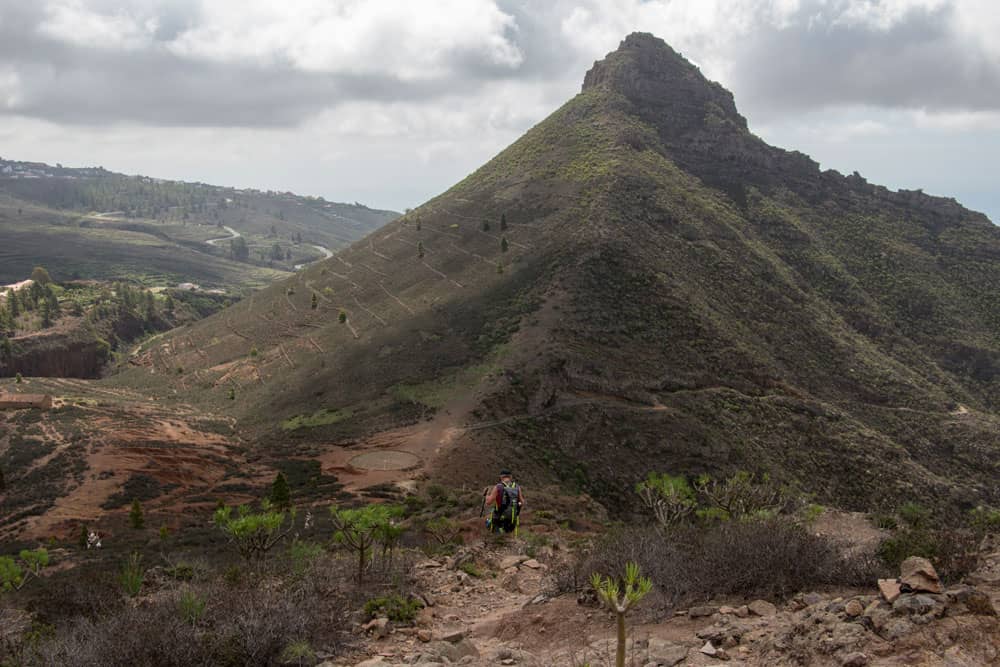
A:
[13, 34, 1000, 532]
[0, 161, 398, 288]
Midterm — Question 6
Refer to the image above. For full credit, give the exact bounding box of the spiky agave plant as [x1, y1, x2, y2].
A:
[590, 562, 652, 667]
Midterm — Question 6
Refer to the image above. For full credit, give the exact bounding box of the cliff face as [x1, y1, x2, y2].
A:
[0, 311, 153, 379]
[3, 336, 109, 378]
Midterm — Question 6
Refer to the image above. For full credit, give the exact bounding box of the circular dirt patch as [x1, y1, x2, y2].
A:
[349, 450, 421, 471]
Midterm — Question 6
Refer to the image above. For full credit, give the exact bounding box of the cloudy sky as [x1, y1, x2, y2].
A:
[0, 0, 997, 221]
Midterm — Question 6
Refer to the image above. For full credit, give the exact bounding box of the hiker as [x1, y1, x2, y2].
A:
[484, 470, 525, 535]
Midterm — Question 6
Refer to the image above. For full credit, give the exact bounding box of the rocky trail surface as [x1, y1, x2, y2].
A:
[330, 535, 1000, 667]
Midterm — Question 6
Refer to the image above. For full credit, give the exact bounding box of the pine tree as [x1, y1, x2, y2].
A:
[30, 266, 52, 285]
[15, 372, 23, 383]
[311, 293, 318, 310]
[7, 289, 18, 319]
[78, 524, 88, 550]
[418, 241, 425, 259]
[39, 299, 51, 328]
[227, 386, 235, 401]
[45, 286, 60, 319]
[144, 291, 156, 321]
[501, 237, 509, 253]
[338, 311, 347, 324]
[270, 472, 291, 511]
[129, 499, 144, 529]
[164, 294, 175, 316]
[500, 213, 508, 231]
[415, 218, 422, 231]
[482, 220, 490, 232]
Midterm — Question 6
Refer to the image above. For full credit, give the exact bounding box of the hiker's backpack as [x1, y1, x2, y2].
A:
[496, 482, 520, 522]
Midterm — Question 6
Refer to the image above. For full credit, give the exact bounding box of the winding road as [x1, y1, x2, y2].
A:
[205, 226, 241, 246]
[294, 244, 334, 270]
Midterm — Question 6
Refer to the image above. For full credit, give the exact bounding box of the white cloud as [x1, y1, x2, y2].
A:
[166, 0, 522, 80]
[38, 0, 156, 50]
[0, 65, 19, 109]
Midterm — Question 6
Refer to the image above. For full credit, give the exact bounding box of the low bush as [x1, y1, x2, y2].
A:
[363, 594, 423, 623]
[876, 527, 980, 582]
[565, 518, 884, 613]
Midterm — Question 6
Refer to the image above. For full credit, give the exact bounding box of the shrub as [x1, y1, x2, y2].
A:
[177, 590, 206, 626]
[281, 640, 316, 667]
[119, 553, 144, 598]
[694, 471, 788, 521]
[572, 518, 883, 612]
[636, 473, 696, 530]
[288, 539, 324, 577]
[329, 503, 404, 583]
[876, 527, 979, 582]
[214, 502, 295, 563]
[969, 506, 1000, 536]
[363, 594, 423, 623]
[424, 516, 461, 545]
[0, 548, 49, 593]
[459, 562, 483, 578]
[898, 502, 931, 529]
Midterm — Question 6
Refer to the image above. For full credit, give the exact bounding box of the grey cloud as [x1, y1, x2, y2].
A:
[731, 2, 1000, 117]
[0, 2, 533, 127]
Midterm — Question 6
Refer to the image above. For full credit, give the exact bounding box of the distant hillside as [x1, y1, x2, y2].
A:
[0, 158, 399, 289]
[18, 33, 1000, 526]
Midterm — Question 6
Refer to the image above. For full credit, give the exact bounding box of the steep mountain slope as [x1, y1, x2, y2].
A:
[100, 33, 1000, 515]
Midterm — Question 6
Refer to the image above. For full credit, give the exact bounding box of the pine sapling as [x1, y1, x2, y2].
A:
[591, 562, 652, 667]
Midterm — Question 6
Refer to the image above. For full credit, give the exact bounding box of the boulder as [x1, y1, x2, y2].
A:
[689, 605, 718, 618]
[417, 629, 432, 643]
[428, 639, 479, 663]
[499, 555, 527, 570]
[844, 600, 864, 617]
[362, 617, 391, 638]
[521, 558, 544, 569]
[840, 652, 868, 667]
[646, 639, 688, 666]
[439, 629, 465, 643]
[734, 605, 750, 618]
[891, 593, 946, 619]
[899, 556, 942, 594]
[877, 579, 901, 603]
[944, 584, 997, 616]
[748, 600, 777, 616]
[700, 641, 717, 656]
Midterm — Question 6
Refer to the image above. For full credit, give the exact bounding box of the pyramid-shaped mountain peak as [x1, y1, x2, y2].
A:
[582, 32, 748, 136]
[97, 32, 1000, 532]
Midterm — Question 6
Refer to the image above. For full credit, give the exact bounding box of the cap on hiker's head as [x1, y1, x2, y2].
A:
[499, 469, 512, 477]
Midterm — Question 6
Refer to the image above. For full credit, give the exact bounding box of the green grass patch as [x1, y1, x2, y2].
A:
[281, 407, 354, 431]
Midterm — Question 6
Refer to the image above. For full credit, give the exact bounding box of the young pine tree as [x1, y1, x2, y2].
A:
[591, 563, 653, 667]
[500, 237, 509, 253]
[418, 241, 425, 259]
[270, 472, 291, 511]
[311, 293, 318, 310]
[129, 499, 144, 530]
[500, 213, 508, 231]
